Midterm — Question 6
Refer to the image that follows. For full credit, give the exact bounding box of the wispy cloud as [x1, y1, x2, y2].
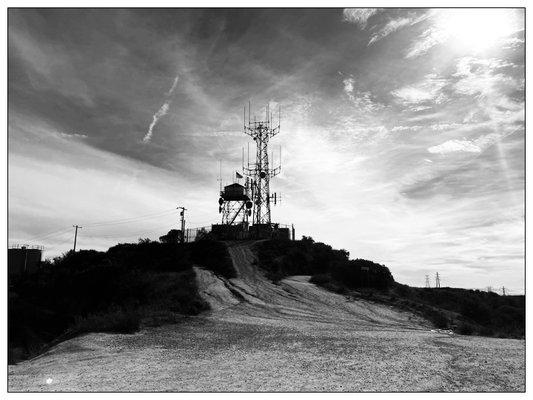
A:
[368, 12, 430, 46]
[368, 17, 411, 45]
[166, 75, 180, 96]
[8, 9, 524, 292]
[405, 26, 448, 59]
[342, 8, 379, 29]
[392, 73, 447, 105]
[142, 75, 179, 143]
[428, 139, 481, 154]
[405, 9, 523, 58]
[342, 76, 383, 112]
[453, 57, 517, 97]
[57, 131, 88, 139]
[428, 130, 519, 155]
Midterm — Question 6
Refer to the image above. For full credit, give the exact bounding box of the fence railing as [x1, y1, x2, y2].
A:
[9, 244, 44, 251]
[184, 226, 212, 243]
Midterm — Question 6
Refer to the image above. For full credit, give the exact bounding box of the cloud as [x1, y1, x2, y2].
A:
[428, 130, 520, 155]
[166, 75, 180, 96]
[342, 8, 379, 29]
[453, 58, 517, 97]
[10, 28, 95, 106]
[342, 77, 384, 113]
[428, 139, 481, 154]
[405, 26, 448, 59]
[142, 75, 179, 143]
[367, 13, 430, 46]
[143, 103, 170, 143]
[502, 37, 524, 49]
[57, 132, 88, 139]
[392, 73, 447, 105]
[391, 125, 422, 132]
[410, 105, 432, 112]
[405, 9, 523, 59]
[343, 77, 354, 94]
[8, 9, 524, 292]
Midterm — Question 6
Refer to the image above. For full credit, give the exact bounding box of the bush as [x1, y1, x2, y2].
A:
[9, 239, 233, 364]
[458, 322, 474, 335]
[424, 308, 449, 329]
[73, 307, 141, 334]
[189, 240, 236, 278]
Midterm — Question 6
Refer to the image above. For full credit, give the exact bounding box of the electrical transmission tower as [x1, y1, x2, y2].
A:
[435, 272, 441, 288]
[425, 275, 430, 288]
[501, 286, 506, 296]
[243, 102, 281, 226]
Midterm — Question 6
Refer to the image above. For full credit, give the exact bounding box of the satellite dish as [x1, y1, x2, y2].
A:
[246, 201, 253, 209]
[260, 171, 266, 178]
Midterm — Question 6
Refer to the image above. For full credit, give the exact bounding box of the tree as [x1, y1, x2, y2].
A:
[159, 229, 181, 244]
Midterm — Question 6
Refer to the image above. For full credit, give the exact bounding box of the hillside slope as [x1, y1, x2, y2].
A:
[8, 241, 524, 392]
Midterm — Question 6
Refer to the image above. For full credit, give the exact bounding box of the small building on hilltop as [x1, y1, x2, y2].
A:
[8, 245, 43, 277]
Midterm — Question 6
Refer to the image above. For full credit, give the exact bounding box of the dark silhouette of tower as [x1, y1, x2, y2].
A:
[435, 272, 441, 288]
[243, 102, 281, 226]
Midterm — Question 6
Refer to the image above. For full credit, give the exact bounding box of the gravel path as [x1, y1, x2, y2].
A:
[8, 241, 525, 392]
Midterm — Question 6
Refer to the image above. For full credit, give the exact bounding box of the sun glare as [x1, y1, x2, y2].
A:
[434, 9, 522, 52]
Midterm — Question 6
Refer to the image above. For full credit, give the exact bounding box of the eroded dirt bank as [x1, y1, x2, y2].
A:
[8, 241, 525, 392]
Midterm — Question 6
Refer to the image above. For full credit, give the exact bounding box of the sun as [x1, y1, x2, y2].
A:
[433, 9, 522, 52]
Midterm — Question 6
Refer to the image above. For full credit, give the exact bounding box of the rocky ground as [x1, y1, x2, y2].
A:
[8, 241, 525, 392]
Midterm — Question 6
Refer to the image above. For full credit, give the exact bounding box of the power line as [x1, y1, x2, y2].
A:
[83, 224, 175, 240]
[25, 226, 73, 244]
[83, 209, 176, 227]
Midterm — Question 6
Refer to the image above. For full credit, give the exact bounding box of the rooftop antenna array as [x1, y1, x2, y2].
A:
[242, 101, 282, 225]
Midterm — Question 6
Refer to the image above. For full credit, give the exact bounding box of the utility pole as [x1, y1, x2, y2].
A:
[72, 225, 82, 252]
[435, 272, 441, 288]
[425, 275, 430, 288]
[177, 206, 187, 243]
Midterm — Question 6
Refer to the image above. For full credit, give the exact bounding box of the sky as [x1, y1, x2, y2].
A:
[8, 8, 525, 292]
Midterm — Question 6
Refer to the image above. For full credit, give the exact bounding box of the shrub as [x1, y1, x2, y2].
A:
[9, 238, 233, 364]
[458, 322, 474, 335]
[73, 307, 141, 334]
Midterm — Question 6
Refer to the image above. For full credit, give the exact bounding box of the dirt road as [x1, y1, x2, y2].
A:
[8, 241, 525, 392]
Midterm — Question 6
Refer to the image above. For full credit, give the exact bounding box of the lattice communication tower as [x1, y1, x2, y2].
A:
[243, 102, 281, 226]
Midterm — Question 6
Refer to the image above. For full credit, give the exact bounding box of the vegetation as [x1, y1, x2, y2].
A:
[381, 284, 525, 338]
[255, 237, 524, 339]
[255, 236, 394, 289]
[8, 237, 235, 364]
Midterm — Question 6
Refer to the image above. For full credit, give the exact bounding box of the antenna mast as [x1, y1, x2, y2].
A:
[243, 102, 281, 225]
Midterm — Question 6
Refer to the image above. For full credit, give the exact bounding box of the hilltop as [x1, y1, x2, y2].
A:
[8, 237, 525, 391]
[9, 237, 524, 365]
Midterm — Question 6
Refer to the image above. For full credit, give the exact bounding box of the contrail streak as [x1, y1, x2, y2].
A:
[167, 76, 179, 96]
[142, 75, 179, 143]
[143, 103, 170, 143]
